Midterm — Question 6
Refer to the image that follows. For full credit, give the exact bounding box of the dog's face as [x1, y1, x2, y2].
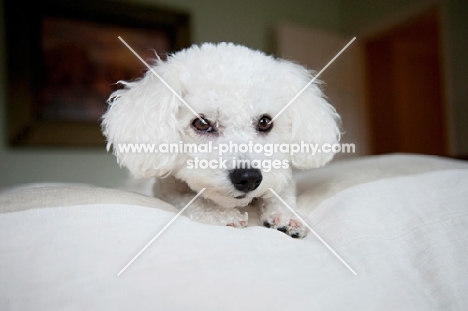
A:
[102, 43, 340, 207]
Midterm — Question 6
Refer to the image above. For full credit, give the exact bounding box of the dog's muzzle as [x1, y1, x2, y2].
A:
[229, 168, 263, 193]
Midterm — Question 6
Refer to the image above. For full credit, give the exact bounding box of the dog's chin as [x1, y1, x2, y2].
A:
[203, 190, 255, 208]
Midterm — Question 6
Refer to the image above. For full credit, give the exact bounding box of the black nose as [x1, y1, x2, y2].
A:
[229, 169, 263, 193]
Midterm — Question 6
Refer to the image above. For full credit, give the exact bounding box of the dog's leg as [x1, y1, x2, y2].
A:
[154, 177, 247, 227]
[185, 198, 248, 228]
[260, 182, 308, 238]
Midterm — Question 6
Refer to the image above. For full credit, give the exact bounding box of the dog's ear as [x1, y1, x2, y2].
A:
[102, 63, 182, 178]
[283, 61, 341, 169]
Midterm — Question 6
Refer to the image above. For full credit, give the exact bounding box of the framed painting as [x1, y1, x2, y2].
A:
[4, 0, 190, 146]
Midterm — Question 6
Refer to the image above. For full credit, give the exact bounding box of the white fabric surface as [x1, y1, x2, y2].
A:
[0, 184, 177, 214]
[1, 161, 467, 310]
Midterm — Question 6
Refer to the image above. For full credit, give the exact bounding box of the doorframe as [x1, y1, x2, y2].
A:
[354, 0, 455, 155]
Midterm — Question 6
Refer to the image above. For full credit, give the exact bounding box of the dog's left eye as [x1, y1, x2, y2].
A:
[192, 117, 216, 133]
[257, 115, 273, 132]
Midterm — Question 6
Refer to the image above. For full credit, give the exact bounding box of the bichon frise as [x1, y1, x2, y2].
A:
[102, 42, 340, 238]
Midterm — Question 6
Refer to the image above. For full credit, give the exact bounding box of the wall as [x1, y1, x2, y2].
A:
[135, 0, 342, 52]
[445, 0, 468, 155]
[0, 0, 341, 188]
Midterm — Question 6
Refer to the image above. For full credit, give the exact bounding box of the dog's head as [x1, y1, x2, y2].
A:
[102, 43, 340, 208]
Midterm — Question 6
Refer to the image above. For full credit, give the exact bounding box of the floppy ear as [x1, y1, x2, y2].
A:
[284, 62, 341, 169]
[101, 63, 182, 178]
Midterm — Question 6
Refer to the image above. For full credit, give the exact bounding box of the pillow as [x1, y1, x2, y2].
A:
[1, 155, 467, 309]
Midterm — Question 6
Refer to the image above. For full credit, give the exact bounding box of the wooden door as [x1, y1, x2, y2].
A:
[365, 11, 447, 155]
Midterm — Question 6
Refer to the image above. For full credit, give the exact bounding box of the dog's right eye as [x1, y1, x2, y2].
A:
[192, 117, 216, 133]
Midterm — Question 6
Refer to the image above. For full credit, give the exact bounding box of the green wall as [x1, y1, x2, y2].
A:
[445, 0, 468, 155]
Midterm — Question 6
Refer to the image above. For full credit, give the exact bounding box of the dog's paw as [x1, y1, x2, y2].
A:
[261, 212, 308, 238]
[226, 218, 247, 228]
[224, 209, 248, 228]
[188, 209, 248, 228]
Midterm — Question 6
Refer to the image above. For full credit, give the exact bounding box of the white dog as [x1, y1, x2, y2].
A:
[102, 43, 340, 238]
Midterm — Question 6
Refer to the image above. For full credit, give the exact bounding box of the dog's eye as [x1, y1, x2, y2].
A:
[257, 115, 273, 132]
[192, 117, 215, 133]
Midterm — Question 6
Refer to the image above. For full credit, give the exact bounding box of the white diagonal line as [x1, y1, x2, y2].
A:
[268, 188, 357, 276]
[269, 37, 356, 124]
[118, 36, 205, 123]
[117, 188, 206, 276]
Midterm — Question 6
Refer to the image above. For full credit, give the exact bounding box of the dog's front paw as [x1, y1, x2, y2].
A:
[261, 212, 308, 238]
[225, 217, 247, 228]
[188, 208, 248, 228]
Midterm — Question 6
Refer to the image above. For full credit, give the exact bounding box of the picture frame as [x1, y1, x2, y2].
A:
[4, 0, 190, 147]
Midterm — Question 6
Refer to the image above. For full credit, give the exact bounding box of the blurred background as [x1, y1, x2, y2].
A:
[0, 0, 467, 189]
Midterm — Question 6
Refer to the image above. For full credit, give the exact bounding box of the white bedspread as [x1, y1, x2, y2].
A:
[1, 155, 467, 310]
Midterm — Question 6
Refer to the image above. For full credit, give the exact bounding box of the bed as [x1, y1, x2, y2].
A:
[1, 154, 467, 310]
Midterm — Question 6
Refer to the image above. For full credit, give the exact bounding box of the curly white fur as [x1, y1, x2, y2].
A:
[102, 42, 340, 238]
